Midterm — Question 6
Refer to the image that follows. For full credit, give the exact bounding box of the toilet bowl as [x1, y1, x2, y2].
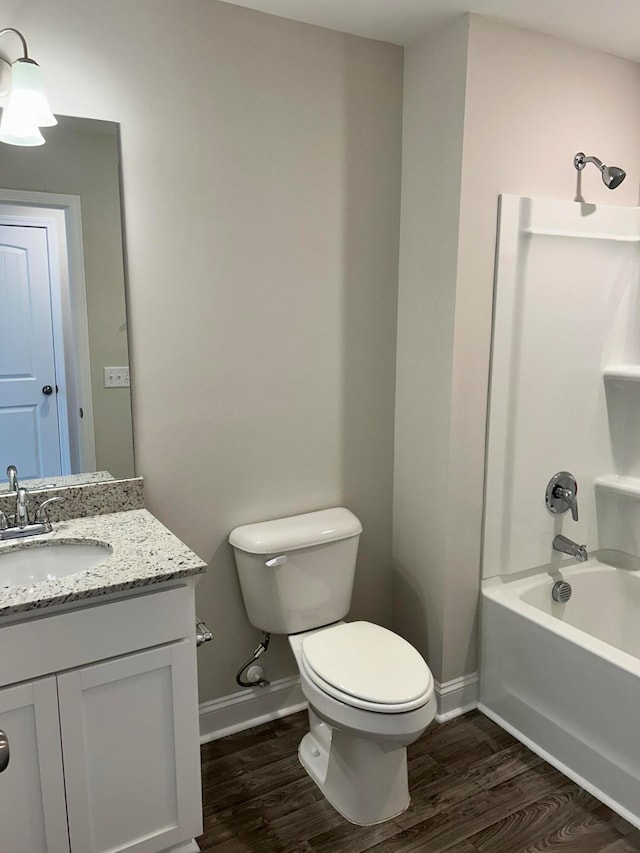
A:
[289, 621, 436, 825]
[229, 507, 436, 825]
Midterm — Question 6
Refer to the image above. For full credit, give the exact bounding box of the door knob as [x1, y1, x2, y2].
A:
[0, 729, 9, 772]
[42, 385, 53, 395]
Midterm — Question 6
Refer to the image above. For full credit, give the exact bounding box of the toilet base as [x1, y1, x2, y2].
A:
[298, 711, 410, 826]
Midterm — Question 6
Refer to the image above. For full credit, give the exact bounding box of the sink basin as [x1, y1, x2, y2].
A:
[0, 541, 113, 587]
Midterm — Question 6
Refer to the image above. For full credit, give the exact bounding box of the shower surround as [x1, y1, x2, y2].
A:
[479, 195, 640, 829]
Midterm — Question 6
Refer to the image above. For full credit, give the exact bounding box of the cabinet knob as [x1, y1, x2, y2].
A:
[0, 729, 9, 772]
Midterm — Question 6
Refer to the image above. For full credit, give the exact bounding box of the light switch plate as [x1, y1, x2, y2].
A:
[104, 366, 130, 388]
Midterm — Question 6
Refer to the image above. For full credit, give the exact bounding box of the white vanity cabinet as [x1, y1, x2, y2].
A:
[0, 677, 70, 852]
[0, 582, 203, 853]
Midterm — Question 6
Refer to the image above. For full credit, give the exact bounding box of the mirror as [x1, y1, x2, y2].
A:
[0, 115, 134, 491]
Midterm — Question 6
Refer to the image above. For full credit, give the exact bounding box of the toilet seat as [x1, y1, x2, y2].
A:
[301, 621, 433, 714]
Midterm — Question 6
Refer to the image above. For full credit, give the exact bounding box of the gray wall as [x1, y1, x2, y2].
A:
[393, 13, 640, 687]
[10, 0, 404, 701]
[392, 16, 469, 684]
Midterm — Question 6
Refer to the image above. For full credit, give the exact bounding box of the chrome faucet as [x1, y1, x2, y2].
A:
[0, 493, 62, 540]
[6, 465, 18, 492]
[553, 534, 588, 562]
[15, 488, 29, 529]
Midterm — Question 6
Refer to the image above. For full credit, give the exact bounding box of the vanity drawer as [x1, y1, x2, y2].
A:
[0, 585, 195, 687]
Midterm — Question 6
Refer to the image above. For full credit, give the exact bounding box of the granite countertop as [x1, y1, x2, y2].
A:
[0, 470, 115, 495]
[0, 509, 207, 618]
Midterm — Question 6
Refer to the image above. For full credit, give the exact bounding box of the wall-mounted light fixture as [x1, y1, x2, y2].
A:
[0, 27, 56, 146]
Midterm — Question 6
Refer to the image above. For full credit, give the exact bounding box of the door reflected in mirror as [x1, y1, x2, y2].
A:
[0, 115, 134, 485]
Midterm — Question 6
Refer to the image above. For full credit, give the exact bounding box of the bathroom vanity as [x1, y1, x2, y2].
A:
[0, 483, 207, 853]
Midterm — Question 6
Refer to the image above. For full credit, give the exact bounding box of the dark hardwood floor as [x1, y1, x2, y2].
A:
[197, 710, 640, 853]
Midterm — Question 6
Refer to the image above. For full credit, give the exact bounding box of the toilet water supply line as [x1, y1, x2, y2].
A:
[236, 632, 271, 688]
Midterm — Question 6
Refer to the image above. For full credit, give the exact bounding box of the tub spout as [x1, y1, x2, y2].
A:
[553, 534, 588, 562]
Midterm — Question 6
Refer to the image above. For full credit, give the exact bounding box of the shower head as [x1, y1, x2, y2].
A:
[602, 164, 626, 190]
[574, 152, 626, 190]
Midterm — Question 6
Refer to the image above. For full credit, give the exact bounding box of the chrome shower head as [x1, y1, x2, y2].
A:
[602, 164, 626, 190]
[574, 152, 626, 190]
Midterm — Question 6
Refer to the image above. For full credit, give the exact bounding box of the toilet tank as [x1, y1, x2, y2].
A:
[229, 507, 362, 634]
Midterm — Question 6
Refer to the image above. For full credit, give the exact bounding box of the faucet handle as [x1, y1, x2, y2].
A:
[546, 472, 579, 522]
[553, 486, 579, 522]
[34, 496, 63, 524]
[6, 465, 18, 492]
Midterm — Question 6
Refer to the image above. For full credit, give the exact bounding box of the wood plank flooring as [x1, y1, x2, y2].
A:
[197, 710, 640, 853]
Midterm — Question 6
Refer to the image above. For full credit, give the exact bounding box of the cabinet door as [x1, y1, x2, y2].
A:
[57, 642, 202, 853]
[0, 677, 70, 853]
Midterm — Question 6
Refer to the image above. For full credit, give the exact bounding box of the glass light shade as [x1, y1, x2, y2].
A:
[0, 99, 45, 146]
[9, 59, 57, 126]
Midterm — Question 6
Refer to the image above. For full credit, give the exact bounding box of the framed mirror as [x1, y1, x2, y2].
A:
[0, 115, 135, 491]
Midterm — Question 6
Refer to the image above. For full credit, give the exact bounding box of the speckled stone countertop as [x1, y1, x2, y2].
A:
[0, 471, 115, 495]
[0, 509, 207, 618]
[0, 477, 144, 522]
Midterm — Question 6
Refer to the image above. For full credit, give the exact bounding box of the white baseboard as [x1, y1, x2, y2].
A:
[434, 672, 478, 723]
[164, 842, 200, 853]
[199, 675, 307, 743]
[199, 670, 478, 741]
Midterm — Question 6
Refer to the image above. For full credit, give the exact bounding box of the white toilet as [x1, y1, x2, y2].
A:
[229, 507, 436, 826]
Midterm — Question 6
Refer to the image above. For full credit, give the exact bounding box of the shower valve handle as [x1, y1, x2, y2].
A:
[553, 486, 578, 521]
[545, 472, 579, 522]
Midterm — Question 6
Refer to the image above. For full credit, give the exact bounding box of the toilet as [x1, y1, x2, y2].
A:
[229, 507, 436, 826]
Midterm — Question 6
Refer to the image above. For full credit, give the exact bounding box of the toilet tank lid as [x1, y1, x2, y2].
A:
[229, 507, 362, 554]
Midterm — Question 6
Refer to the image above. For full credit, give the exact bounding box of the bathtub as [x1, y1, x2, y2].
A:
[479, 551, 640, 829]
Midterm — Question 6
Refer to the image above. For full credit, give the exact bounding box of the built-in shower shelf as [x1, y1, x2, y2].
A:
[595, 474, 640, 498]
[603, 365, 640, 382]
[525, 229, 640, 242]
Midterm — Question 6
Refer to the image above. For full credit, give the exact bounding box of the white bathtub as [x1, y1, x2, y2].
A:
[479, 551, 640, 829]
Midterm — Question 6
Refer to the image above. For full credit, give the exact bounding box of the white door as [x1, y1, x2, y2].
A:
[0, 677, 70, 853]
[0, 224, 62, 478]
[57, 643, 203, 853]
